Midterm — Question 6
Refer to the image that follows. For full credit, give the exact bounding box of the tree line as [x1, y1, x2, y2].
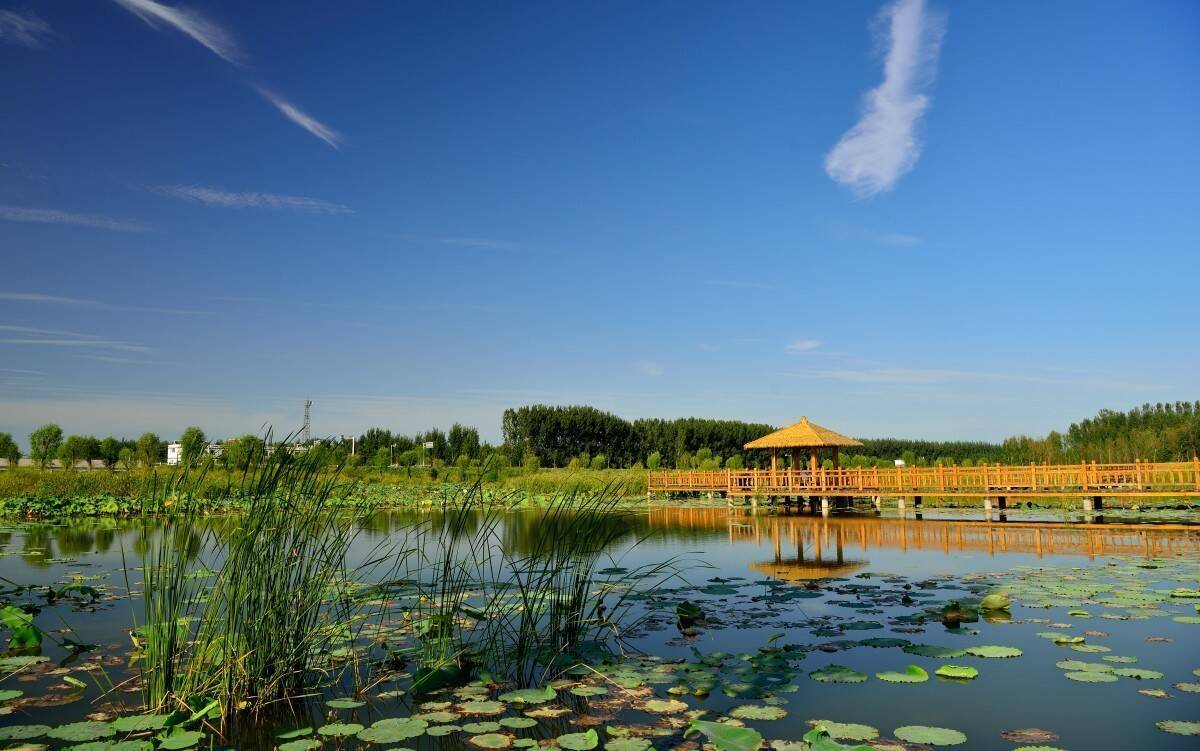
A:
[5, 401, 1197, 474]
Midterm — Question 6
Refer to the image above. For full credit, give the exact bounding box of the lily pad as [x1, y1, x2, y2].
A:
[157, 730, 203, 750]
[893, 726, 967, 746]
[876, 665, 929, 683]
[935, 665, 978, 680]
[318, 723, 366, 737]
[966, 645, 1022, 658]
[807, 721, 878, 741]
[1064, 671, 1118, 683]
[729, 705, 787, 720]
[1155, 720, 1200, 736]
[556, 729, 600, 750]
[278, 741, 321, 751]
[686, 719, 763, 751]
[1111, 668, 1163, 680]
[809, 665, 867, 683]
[497, 686, 556, 704]
[0, 727, 51, 741]
[902, 644, 967, 659]
[470, 733, 513, 748]
[47, 723, 115, 743]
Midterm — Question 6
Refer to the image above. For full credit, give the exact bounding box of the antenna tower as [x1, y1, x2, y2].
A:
[302, 400, 313, 444]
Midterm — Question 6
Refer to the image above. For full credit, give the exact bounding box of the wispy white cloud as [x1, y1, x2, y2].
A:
[0, 291, 210, 316]
[0, 9, 54, 48]
[705, 280, 775, 291]
[787, 367, 1161, 391]
[825, 0, 946, 197]
[158, 185, 352, 214]
[0, 338, 150, 353]
[0, 324, 102, 339]
[72, 354, 156, 365]
[633, 361, 664, 377]
[257, 88, 343, 150]
[111, 0, 242, 64]
[785, 339, 823, 353]
[0, 205, 150, 232]
[428, 237, 523, 251]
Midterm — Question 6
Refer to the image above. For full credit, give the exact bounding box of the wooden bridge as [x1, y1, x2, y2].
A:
[647, 459, 1200, 506]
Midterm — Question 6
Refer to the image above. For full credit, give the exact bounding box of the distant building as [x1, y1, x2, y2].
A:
[167, 442, 183, 466]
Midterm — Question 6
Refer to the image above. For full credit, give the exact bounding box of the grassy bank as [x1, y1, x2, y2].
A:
[0, 466, 650, 516]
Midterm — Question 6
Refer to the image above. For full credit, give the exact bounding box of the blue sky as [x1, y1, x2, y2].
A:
[2, 0, 1198, 447]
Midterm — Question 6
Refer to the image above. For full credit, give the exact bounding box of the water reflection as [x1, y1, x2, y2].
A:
[647, 506, 1200, 560]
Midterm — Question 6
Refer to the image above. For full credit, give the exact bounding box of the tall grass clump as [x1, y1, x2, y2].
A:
[133, 435, 371, 720]
[398, 475, 690, 689]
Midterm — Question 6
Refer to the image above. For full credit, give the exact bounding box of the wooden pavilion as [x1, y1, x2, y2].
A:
[743, 416, 863, 473]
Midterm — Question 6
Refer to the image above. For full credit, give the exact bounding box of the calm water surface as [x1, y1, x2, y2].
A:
[1, 507, 1198, 750]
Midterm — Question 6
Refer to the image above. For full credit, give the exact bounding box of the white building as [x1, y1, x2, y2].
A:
[166, 442, 183, 465]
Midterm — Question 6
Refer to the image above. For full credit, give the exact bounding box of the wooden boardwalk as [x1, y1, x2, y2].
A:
[647, 459, 1200, 503]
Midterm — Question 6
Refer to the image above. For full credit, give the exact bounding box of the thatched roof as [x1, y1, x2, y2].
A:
[743, 417, 864, 450]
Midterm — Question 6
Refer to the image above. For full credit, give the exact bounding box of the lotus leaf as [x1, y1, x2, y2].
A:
[47, 723, 114, 743]
[892, 725, 967, 746]
[809, 665, 867, 683]
[806, 721, 878, 741]
[1155, 720, 1200, 736]
[966, 645, 1022, 658]
[497, 686, 556, 704]
[557, 729, 600, 750]
[729, 704, 787, 720]
[876, 665, 929, 683]
[685, 719, 763, 751]
[935, 665, 978, 680]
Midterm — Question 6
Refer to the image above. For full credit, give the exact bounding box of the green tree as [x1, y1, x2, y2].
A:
[522, 452, 540, 472]
[0, 432, 20, 468]
[179, 426, 207, 466]
[646, 451, 662, 470]
[58, 435, 90, 470]
[29, 424, 63, 469]
[589, 453, 608, 470]
[118, 447, 136, 471]
[99, 437, 121, 469]
[726, 453, 744, 469]
[136, 432, 162, 468]
[372, 447, 390, 468]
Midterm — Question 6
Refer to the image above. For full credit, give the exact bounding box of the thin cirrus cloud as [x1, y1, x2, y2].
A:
[0, 9, 54, 48]
[633, 361, 664, 377]
[785, 339, 822, 353]
[110, 0, 342, 149]
[0, 205, 150, 233]
[159, 185, 352, 214]
[111, 0, 243, 64]
[0, 291, 210, 316]
[257, 88, 344, 150]
[824, 0, 946, 197]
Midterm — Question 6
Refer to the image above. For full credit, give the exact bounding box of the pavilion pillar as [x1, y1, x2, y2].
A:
[810, 447, 819, 472]
[771, 448, 777, 474]
[791, 447, 801, 470]
[832, 447, 840, 469]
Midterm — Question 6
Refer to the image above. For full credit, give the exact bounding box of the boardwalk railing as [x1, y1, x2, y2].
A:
[647, 459, 1200, 498]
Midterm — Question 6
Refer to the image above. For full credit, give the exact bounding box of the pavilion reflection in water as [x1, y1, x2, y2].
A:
[648, 506, 1200, 561]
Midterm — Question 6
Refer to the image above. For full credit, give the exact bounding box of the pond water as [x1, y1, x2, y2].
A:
[1, 507, 1198, 750]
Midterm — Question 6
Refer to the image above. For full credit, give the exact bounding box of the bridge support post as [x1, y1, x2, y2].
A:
[872, 496, 881, 511]
[897, 497, 906, 510]
[984, 497, 992, 512]
[820, 497, 831, 516]
[707, 491, 714, 500]
[1083, 495, 1103, 512]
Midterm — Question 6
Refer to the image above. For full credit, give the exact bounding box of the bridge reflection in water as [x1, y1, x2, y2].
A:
[646, 507, 1200, 566]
